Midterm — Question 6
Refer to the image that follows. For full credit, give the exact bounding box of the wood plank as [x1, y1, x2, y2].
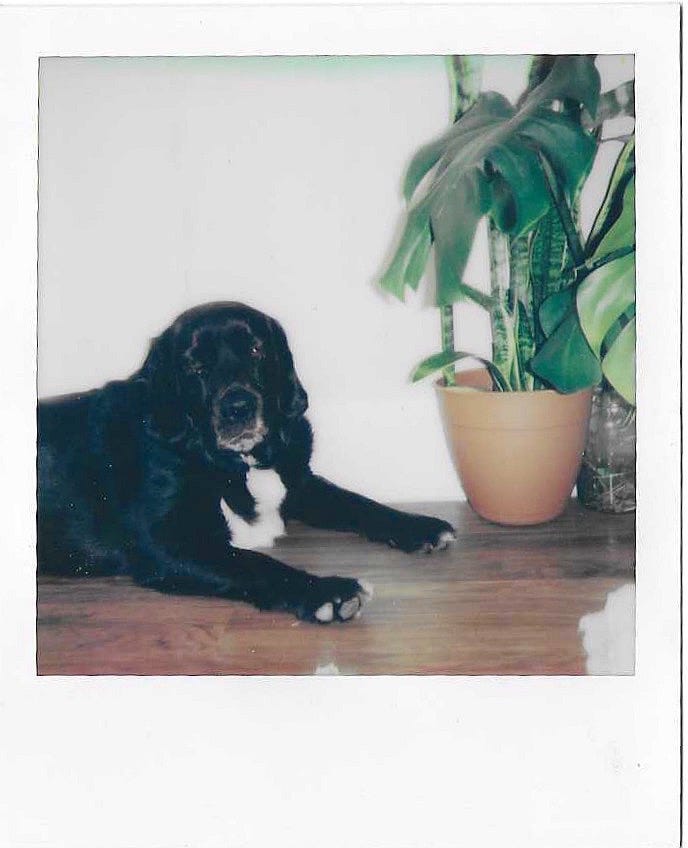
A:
[36, 500, 635, 676]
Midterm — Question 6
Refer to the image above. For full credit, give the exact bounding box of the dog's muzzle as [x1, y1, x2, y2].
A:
[212, 386, 266, 452]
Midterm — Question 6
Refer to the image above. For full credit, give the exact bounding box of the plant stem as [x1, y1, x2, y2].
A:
[440, 305, 455, 386]
[438, 55, 484, 387]
[579, 243, 636, 278]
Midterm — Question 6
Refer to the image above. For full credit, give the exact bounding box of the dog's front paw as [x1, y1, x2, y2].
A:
[298, 576, 374, 624]
[386, 515, 456, 554]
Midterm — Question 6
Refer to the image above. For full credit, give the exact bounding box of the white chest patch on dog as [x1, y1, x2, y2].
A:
[220, 468, 287, 550]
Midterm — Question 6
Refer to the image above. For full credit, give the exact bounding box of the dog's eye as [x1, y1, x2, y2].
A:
[250, 344, 264, 360]
[187, 362, 206, 376]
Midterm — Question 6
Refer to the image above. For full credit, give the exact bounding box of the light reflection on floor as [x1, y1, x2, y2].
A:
[578, 583, 635, 675]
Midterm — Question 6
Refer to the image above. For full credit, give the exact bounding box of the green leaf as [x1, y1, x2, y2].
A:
[592, 173, 635, 259]
[586, 136, 635, 257]
[431, 170, 491, 305]
[576, 252, 635, 355]
[519, 109, 597, 202]
[530, 208, 572, 343]
[404, 226, 433, 289]
[602, 317, 635, 404]
[490, 303, 517, 389]
[380, 57, 599, 306]
[522, 55, 600, 118]
[530, 308, 602, 392]
[539, 288, 574, 337]
[485, 139, 550, 236]
[379, 202, 431, 299]
[412, 350, 510, 391]
[403, 94, 512, 202]
[516, 299, 535, 391]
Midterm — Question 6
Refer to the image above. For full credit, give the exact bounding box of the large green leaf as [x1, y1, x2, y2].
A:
[431, 170, 491, 305]
[539, 288, 574, 337]
[576, 252, 635, 355]
[380, 57, 599, 306]
[530, 308, 602, 392]
[378, 202, 431, 299]
[602, 317, 635, 404]
[521, 54, 600, 117]
[592, 173, 635, 259]
[586, 137, 635, 257]
[518, 109, 597, 202]
[412, 350, 510, 390]
[403, 94, 512, 202]
[485, 138, 550, 236]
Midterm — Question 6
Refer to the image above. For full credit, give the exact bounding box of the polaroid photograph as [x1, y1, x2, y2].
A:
[0, 4, 681, 847]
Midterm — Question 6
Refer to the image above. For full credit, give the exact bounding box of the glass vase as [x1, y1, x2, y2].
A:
[577, 385, 636, 513]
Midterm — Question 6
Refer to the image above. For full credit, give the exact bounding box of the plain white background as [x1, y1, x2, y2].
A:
[0, 4, 680, 848]
[38, 53, 632, 501]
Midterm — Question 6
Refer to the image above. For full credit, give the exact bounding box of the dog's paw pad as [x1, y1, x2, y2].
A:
[338, 596, 361, 620]
[315, 602, 334, 623]
[421, 530, 456, 554]
[436, 530, 456, 549]
[306, 578, 374, 624]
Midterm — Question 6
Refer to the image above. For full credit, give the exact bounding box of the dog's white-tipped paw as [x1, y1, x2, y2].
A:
[315, 602, 334, 622]
[437, 530, 457, 549]
[305, 577, 373, 624]
[421, 529, 457, 554]
[338, 596, 361, 620]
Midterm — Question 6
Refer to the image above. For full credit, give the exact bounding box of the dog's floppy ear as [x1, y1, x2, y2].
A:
[139, 326, 189, 442]
[267, 316, 308, 421]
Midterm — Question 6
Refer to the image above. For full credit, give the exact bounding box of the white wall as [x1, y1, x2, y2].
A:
[38, 55, 632, 502]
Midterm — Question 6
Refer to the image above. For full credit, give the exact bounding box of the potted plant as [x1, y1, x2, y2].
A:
[378, 55, 635, 525]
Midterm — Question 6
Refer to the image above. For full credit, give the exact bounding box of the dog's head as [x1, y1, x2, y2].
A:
[139, 302, 308, 463]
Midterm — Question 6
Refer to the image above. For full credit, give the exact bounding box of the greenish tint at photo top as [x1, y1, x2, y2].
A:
[99, 55, 526, 75]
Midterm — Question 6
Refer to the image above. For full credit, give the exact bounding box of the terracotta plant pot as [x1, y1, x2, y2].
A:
[436, 368, 593, 525]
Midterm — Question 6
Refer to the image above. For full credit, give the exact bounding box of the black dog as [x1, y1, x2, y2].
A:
[37, 303, 455, 623]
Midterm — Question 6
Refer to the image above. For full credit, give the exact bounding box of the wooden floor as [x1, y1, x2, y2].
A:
[36, 500, 635, 676]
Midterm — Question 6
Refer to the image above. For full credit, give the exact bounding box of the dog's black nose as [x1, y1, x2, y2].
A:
[218, 387, 258, 423]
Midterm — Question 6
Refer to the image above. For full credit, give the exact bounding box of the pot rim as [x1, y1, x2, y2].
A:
[434, 368, 595, 399]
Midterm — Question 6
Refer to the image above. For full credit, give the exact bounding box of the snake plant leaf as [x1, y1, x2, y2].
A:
[576, 252, 635, 356]
[447, 55, 485, 121]
[583, 80, 635, 129]
[530, 209, 572, 328]
[516, 299, 536, 390]
[521, 54, 600, 118]
[530, 308, 602, 392]
[587, 137, 635, 257]
[412, 349, 510, 390]
[601, 316, 636, 405]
